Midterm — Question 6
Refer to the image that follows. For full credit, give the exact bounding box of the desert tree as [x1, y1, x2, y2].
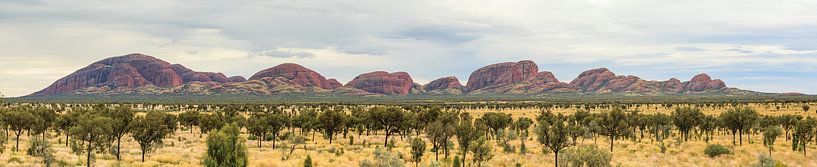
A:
[720, 107, 758, 145]
[455, 112, 481, 167]
[699, 115, 718, 143]
[317, 108, 346, 144]
[596, 108, 630, 152]
[803, 105, 810, 113]
[369, 107, 406, 147]
[106, 105, 134, 160]
[130, 110, 173, 162]
[203, 123, 248, 167]
[671, 107, 703, 141]
[3, 108, 35, 152]
[266, 113, 287, 149]
[179, 110, 201, 134]
[70, 112, 114, 167]
[762, 127, 781, 157]
[56, 110, 81, 146]
[246, 113, 269, 147]
[514, 117, 533, 137]
[792, 117, 816, 156]
[482, 112, 513, 140]
[410, 137, 426, 167]
[27, 137, 55, 167]
[777, 114, 801, 141]
[30, 107, 57, 140]
[535, 111, 574, 167]
[469, 136, 493, 167]
[200, 113, 225, 136]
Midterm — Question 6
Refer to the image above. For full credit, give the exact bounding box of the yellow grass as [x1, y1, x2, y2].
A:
[0, 102, 815, 167]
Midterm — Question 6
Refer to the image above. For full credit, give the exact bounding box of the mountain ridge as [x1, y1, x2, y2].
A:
[30, 53, 758, 97]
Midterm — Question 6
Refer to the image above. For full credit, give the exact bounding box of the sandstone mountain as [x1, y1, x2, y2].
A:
[30, 54, 751, 97]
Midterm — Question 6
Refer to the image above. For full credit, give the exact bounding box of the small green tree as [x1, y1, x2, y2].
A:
[793, 117, 816, 156]
[318, 109, 346, 144]
[131, 111, 173, 162]
[803, 105, 810, 113]
[56, 110, 81, 146]
[70, 113, 114, 167]
[3, 109, 35, 152]
[596, 108, 629, 152]
[762, 127, 781, 157]
[671, 107, 703, 142]
[27, 137, 55, 167]
[107, 105, 134, 160]
[203, 123, 248, 167]
[456, 113, 480, 167]
[179, 110, 201, 134]
[304, 155, 313, 167]
[536, 112, 574, 167]
[246, 113, 269, 147]
[411, 138, 426, 167]
[469, 137, 493, 167]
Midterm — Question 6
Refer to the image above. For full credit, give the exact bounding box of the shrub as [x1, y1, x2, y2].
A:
[27, 137, 55, 166]
[452, 156, 461, 167]
[558, 145, 612, 167]
[202, 124, 248, 167]
[359, 147, 404, 167]
[704, 144, 731, 158]
[751, 154, 787, 167]
[304, 155, 313, 167]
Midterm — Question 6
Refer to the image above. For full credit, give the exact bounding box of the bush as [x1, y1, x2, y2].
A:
[202, 124, 248, 167]
[27, 137, 55, 166]
[558, 145, 612, 167]
[751, 154, 786, 167]
[359, 147, 404, 167]
[304, 155, 313, 167]
[704, 144, 731, 158]
[452, 156, 461, 167]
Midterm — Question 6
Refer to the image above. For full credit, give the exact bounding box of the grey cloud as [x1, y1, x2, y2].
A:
[676, 47, 706, 52]
[248, 49, 315, 58]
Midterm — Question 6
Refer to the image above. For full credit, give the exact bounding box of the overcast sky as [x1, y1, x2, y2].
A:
[1, 0, 816, 97]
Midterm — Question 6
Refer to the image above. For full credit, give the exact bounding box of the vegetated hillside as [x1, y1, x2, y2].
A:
[29, 53, 763, 97]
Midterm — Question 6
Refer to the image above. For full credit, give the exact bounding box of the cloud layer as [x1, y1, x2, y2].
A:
[1, 0, 816, 97]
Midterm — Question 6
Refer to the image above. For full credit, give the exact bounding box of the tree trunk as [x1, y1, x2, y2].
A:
[384, 131, 390, 147]
[554, 151, 559, 167]
[739, 131, 743, 145]
[116, 137, 122, 160]
[65, 133, 70, 146]
[15, 134, 20, 152]
[87, 141, 92, 167]
[610, 134, 615, 152]
[142, 148, 146, 162]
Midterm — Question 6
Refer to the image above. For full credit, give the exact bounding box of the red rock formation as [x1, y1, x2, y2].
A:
[466, 60, 538, 91]
[602, 76, 641, 92]
[32, 53, 183, 96]
[660, 78, 684, 93]
[568, 68, 616, 92]
[424, 76, 463, 91]
[326, 79, 343, 89]
[345, 71, 415, 95]
[228, 76, 247, 83]
[684, 74, 726, 92]
[171, 64, 230, 83]
[249, 63, 338, 89]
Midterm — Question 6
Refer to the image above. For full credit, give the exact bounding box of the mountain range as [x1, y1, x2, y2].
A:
[29, 53, 758, 97]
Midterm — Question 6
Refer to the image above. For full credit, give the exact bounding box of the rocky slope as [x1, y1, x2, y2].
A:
[31, 54, 752, 96]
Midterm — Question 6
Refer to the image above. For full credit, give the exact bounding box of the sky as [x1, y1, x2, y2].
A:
[1, 0, 816, 97]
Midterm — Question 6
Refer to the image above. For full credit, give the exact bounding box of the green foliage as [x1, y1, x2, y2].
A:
[410, 138, 426, 167]
[792, 117, 816, 156]
[318, 108, 346, 144]
[106, 105, 134, 160]
[70, 112, 114, 167]
[27, 137, 56, 167]
[360, 147, 405, 167]
[203, 123, 248, 167]
[304, 155, 313, 167]
[762, 127, 781, 155]
[671, 107, 703, 142]
[469, 137, 493, 167]
[751, 154, 787, 167]
[131, 110, 173, 162]
[704, 144, 731, 157]
[452, 156, 461, 167]
[3, 107, 36, 152]
[536, 111, 575, 167]
[369, 107, 406, 147]
[720, 107, 759, 145]
[557, 145, 612, 167]
[596, 108, 630, 152]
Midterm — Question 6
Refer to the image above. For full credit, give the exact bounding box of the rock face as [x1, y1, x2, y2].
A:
[228, 76, 247, 83]
[568, 68, 617, 92]
[424, 76, 463, 91]
[31, 56, 745, 96]
[684, 74, 726, 92]
[249, 63, 338, 89]
[345, 71, 415, 95]
[32, 53, 184, 96]
[465, 60, 538, 91]
[171, 64, 230, 83]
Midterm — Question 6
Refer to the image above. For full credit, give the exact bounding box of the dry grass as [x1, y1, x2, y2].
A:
[1, 103, 815, 167]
